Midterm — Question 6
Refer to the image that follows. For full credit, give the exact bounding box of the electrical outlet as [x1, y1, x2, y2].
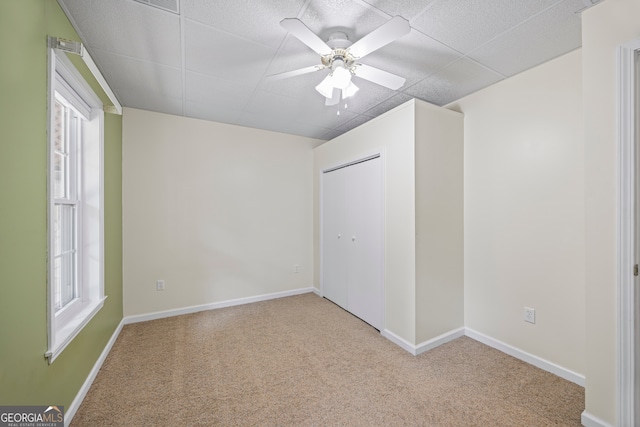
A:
[156, 280, 165, 291]
[294, 264, 300, 273]
[524, 307, 535, 324]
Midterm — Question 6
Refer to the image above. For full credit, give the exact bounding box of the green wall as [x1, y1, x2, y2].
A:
[0, 0, 123, 409]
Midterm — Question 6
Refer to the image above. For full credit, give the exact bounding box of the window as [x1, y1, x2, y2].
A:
[46, 49, 105, 364]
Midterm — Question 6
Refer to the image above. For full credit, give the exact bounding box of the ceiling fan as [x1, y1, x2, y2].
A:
[267, 16, 411, 106]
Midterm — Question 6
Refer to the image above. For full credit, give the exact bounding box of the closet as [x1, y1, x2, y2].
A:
[321, 156, 383, 330]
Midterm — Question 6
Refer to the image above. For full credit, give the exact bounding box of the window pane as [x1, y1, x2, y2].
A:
[55, 252, 76, 312]
[53, 256, 62, 311]
[53, 204, 76, 313]
[54, 100, 64, 152]
[53, 153, 66, 199]
[61, 205, 75, 253]
[60, 252, 75, 308]
[53, 100, 69, 199]
[53, 205, 61, 256]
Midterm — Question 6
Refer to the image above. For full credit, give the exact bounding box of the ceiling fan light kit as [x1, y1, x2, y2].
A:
[268, 16, 411, 107]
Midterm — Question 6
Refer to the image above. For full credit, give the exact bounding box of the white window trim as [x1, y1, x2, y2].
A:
[46, 48, 106, 364]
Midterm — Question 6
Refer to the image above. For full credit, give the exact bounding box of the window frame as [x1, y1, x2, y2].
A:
[46, 48, 106, 364]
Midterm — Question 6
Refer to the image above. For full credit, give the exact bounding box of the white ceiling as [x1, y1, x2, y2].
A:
[58, 0, 602, 140]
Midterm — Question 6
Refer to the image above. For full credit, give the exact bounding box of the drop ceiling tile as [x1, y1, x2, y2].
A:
[92, 48, 182, 103]
[244, 90, 359, 131]
[300, 0, 389, 43]
[321, 129, 344, 141]
[359, 0, 439, 20]
[127, 94, 184, 117]
[404, 58, 504, 105]
[265, 36, 324, 76]
[185, 20, 276, 82]
[339, 78, 396, 114]
[261, 69, 329, 101]
[181, 0, 306, 48]
[239, 111, 333, 139]
[468, 0, 583, 77]
[363, 92, 414, 116]
[410, 0, 559, 54]
[185, 72, 254, 107]
[185, 100, 244, 126]
[261, 36, 329, 99]
[60, 0, 181, 67]
[361, 29, 462, 87]
[336, 114, 376, 132]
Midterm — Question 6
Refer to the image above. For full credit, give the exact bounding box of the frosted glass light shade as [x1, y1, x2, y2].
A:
[332, 66, 352, 89]
[342, 82, 359, 99]
[315, 74, 334, 98]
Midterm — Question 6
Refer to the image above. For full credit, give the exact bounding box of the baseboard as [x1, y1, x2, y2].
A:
[465, 328, 585, 387]
[381, 329, 417, 354]
[65, 318, 124, 427]
[581, 411, 614, 427]
[416, 327, 466, 355]
[124, 287, 315, 324]
[381, 327, 465, 356]
[311, 287, 321, 296]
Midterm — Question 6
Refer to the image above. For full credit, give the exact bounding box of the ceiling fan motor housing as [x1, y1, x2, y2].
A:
[322, 31, 356, 72]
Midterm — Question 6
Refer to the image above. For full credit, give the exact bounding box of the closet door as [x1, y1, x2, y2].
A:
[322, 156, 383, 330]
[345, 157, 383, 330]
[321, 166, 348, 309]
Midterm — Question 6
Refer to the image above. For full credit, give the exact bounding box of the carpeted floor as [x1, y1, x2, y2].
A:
[71, 293, 584, 426]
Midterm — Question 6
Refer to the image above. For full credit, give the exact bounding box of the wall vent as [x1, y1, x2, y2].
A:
[134, 0, 179, 15]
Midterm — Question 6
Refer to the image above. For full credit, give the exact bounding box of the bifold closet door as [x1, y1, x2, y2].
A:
[321, 157, 383, 330]
[322, 166, 348, 309]
[345, 157, 383, 330]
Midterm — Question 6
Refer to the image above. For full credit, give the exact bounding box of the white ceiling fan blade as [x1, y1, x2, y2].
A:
[325, 88, 340, 106]
[281, 18, 332, 56]
[353, 64, 406, 90]
[265, 65, 324, 82]
[349, 16, 411, 59]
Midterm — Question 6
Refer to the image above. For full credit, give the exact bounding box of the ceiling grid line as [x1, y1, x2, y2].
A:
[234, 0, 315, 128]
[461, 0, 568, 59]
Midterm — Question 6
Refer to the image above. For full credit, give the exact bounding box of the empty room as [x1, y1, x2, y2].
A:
[1, 0, 638, 426]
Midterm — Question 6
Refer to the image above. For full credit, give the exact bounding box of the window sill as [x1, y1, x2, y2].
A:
[45, 296, 107, 364]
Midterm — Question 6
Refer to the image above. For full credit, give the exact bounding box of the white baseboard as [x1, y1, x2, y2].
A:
[65, 318, 124, 427]
[311, 287, 321, 296]
[416, 327, 466, 355]
[381, 329, 417, 354]
[465, 328, 585, 387]
[124, 287, 315, 324]
[381, 327, 465, 356]
[581, 411, 614, 427]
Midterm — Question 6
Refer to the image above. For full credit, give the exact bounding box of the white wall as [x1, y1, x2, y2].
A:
[448, 49, 585, 376]
[582, 0, 640, 423]
[314, 101, 417, 342]
[415, 101, 464, 343]
[122, 108, 320, 316]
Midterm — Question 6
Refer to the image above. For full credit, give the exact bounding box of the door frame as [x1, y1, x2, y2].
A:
[616, 37, 640, 427]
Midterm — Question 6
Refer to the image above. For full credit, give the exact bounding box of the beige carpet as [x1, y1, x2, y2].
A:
[71, 293, 584, 426]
